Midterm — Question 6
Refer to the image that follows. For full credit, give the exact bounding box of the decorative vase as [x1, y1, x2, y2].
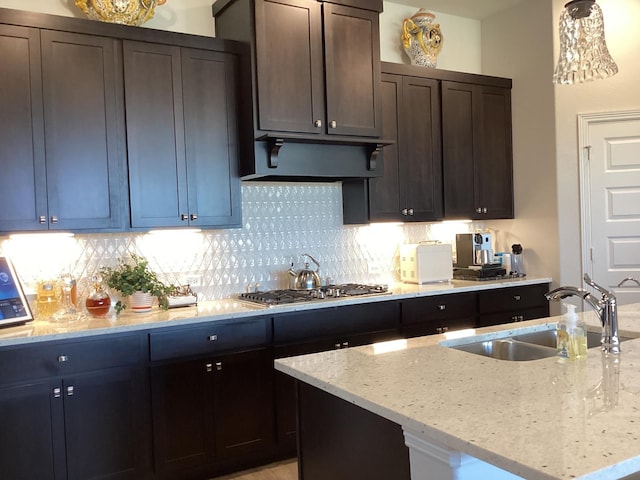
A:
[401, 9, 443, 68]
[129, 291, 155, 313]
[75, 0, 167, 26]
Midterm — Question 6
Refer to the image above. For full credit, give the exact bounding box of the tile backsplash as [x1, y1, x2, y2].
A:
[0, 182, 481, 301]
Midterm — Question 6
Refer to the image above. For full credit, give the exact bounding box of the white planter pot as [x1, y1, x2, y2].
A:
[129, 291, 155, 313]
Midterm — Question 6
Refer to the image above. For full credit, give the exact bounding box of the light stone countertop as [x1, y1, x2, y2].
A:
[0, 276, 551, 347]
[275, 303, 640, 480]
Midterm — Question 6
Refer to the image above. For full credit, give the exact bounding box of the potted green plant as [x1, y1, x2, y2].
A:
[100, 254, 175, 314]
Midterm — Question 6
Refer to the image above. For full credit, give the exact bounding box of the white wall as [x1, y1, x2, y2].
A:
[552, 0, 640, 288]
[479, 1, 560, 293]
[380, 2, 482, 73]
[0, 0, 216, 36]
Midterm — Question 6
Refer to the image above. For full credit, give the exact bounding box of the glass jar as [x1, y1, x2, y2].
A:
[85, 275, 112, 318]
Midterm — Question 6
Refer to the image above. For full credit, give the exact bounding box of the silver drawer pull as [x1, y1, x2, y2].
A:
[50, 215, 58, 224]
[39, 215, 47, 224]
[216, 362, 222, 371]
[53, 388, 61, 398]
[438, 305, 446, 311]
[206, 363, 213, 372]
[57, 355, 68, 363]
[513, 295, 521, 301]
[66, 386, 74, 396]
[208, 334, 218, 342]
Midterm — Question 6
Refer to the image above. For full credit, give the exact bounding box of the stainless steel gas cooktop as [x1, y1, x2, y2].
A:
[238, 283, 390, 307]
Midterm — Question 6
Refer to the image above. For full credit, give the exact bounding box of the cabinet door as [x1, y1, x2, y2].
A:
[323, 3, 381, 137]
[475, 86, 513, 219]
[40, 30, 126, 231]
[64, 367, 152, 480]
[0, 26, 47, 233]
[442, 81, 513, 220]
[212, 349, 273, 460]
[399, 76, 442, 221]
[124, 41, 188, 228]
[151, 358, 214, 476]
[0, 379, 65, 480]
[254, 0, 324, 134]
[369, 73, 402, 221]
[181, 49, 241, 228]
[442, 81, 477, 219]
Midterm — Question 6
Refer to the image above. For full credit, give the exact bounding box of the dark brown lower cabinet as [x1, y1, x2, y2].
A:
[272, 301, 401, 456]
[150, 348, 274, 480]
[478, 283, 550, 327]
[401, 292, 478, 337]
[0, 362, 152, 480]
[297, 381, 410, 480]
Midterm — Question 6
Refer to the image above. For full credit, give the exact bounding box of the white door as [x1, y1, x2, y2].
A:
[579, 111, 640, 305]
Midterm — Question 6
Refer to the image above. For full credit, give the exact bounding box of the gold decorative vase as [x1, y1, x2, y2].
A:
[401, 9, 443, 68]
[75, 0, 167, 26]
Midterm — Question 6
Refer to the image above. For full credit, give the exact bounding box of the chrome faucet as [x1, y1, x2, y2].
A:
[546, 274, 620, 354]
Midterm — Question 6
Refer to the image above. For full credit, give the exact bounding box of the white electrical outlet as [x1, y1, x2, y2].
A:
[183, 274, 202, 287]
[368, 263, 381, 274]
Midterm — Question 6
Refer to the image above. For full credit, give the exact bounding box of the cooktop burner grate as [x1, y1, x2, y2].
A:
[238, 283, 389, 306]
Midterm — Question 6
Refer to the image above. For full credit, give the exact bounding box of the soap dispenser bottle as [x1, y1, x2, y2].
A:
[557, 303, 587, 360]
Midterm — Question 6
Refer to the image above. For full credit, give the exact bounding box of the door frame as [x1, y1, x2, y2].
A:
[578, 109, 640, 284]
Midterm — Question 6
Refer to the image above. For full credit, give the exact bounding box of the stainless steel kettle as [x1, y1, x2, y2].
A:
[288, 253, 322, 290]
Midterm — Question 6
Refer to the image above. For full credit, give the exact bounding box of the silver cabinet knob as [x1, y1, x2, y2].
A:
[483, 207, 488, 214]
[190, 213, 198, 221]
[315, 120, 322, 128]
[206, 363, 213, 372]
[53, 388, 61, 398]
[476, 207, 483, 213]
[408, 208, 414, 216]
[401, 208, 408, 216]
[50, 216, 58, 224]
[329, 120, 337, 129]
[66, 386, 74, 396]
[39, 215, 47, 224]
[513, 295, 521, 301]
[215, 362, 222, 371]
[181, 214, 189, 221]
[57, 355, 68, 363]
[438, 305, 446, 311]
[208, 334, 218, 342]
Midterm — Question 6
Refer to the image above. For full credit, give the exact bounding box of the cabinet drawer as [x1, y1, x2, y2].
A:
[150, 317, 270, 362]
[478, 284, 550, 314]
[0, 334, 142, 385]
[478, 306, 550, 328]
[273, 301, 399, 346]
[401, 293, 477, 326]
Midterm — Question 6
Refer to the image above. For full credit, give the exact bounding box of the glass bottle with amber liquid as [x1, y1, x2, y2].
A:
[85, 275, 112, 318]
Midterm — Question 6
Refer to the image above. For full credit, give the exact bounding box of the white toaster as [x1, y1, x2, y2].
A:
[400, 243, 453, 284]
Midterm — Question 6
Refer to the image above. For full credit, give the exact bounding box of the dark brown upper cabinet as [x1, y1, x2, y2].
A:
[213, 0, 385, 180]
[343, 64, 513, 225]
[0, 24, 126, 233]
[442, 81, 514, 220]
[214, 0, 382, 139]
[123, 41, 241, 229]
[366, 72, 442, 222]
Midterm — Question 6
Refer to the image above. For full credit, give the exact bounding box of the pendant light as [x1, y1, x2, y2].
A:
[553, 0, 618, 85]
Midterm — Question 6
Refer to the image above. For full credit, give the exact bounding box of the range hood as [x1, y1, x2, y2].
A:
[239, 135, 387, 182]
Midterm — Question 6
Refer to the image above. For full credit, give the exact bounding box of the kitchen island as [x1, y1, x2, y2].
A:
[275, 304, 640, 480]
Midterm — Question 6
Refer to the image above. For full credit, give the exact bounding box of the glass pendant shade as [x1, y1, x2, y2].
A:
[553, 0, 618, 85]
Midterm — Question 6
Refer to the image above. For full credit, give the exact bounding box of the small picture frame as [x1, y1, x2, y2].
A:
[0, 257, 34, 327]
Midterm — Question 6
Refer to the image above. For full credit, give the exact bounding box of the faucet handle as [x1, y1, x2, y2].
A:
[583, 273, 614, 299]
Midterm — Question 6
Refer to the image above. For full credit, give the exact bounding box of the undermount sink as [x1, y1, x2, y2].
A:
[453, 339, 558, 361]
[448, 329, 633, 362]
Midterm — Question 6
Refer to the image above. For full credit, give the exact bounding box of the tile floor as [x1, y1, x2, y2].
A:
[211, 459, 298, 480]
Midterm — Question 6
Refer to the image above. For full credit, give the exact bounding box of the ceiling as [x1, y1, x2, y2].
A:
[386, 0, 527, 20]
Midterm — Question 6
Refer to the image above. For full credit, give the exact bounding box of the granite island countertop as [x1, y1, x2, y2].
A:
[275, 303, 640, 480]
[0, 276, 551, 347]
